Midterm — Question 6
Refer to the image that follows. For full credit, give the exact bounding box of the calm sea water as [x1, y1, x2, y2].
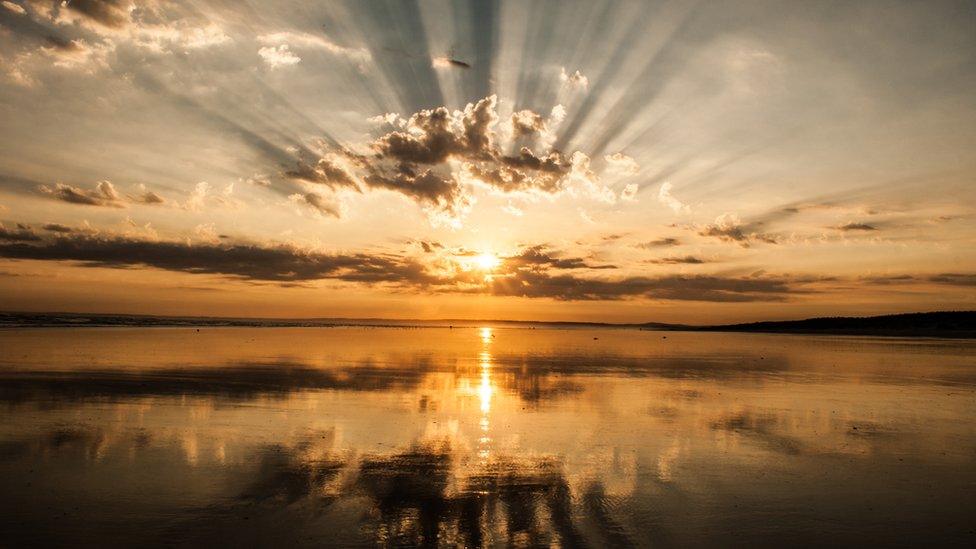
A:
[0, 326, 974, 547]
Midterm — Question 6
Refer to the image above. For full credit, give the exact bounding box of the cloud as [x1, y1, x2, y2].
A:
[836, 222, 878, 231]
[865, 273, 976, 287]
[257, 31, 370, 67]
[604, 153, 640, 177]
[417, 240, 442, 253]
[2, 1, 25, 15]
[362, 168, 468, 220]
[0, 222, 40, 241]
[698, 213, 777, 246]
[485, 270, 796, 302]
[657, 182, 690, 214]
[288, 192, 342, 218]
[637, 237, 680, 248]
[0, 233, 442, 284]
[647, 255, 706, 265]
[42, 223, 73, 233]
[300, 95, 631, 225]
[505, 245, 615, 270]
[285, 158, 357, 189]
[620, 183, 638, 202]
[502, 202, 524, 217]
[258, 44, 301, 68]
[61, 0, 131, 29]
[136, 190, 165, 204]
[559, 67, 588, 90]
[37, 180, 124, 207]
[0, 232, 810, 302]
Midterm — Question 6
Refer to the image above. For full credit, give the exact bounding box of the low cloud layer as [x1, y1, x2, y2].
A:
[0, 232, 814, 302]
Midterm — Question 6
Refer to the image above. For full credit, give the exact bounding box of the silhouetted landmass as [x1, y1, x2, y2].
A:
[1, 310, 973, 337]
[688, 311, 976, 338]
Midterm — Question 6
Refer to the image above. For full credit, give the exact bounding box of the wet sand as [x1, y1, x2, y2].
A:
[0, 327, 974, 546]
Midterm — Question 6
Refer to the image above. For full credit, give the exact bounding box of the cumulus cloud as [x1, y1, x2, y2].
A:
[296, 95, 631, 225]
[181, 181, 241, 212]
[38, 180, 124, 207]
[657, 182, 690, 214]
[559, 67, 588, 90]
[36, 179, 171, 208]
[604, 153, 640, 177]
[136, 190, 165, 204]
[620, 183, 638, 202]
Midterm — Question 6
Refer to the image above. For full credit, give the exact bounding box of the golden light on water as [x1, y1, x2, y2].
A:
[477, 328, 495, 459]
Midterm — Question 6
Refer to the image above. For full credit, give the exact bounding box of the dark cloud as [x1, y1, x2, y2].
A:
[290, 192, 341, 217]
[37, 181, 123, 207]
[63, 0, 130, 29]
[0, 233, 444, 284]
[647, 255, 705, 265]
[863, 273, 976, 287]
[506, 245, 615, 270]
[927, 273, 976, 287]
[362, 168, 466, 215]
[836, 222, 878, 231]
[698, 215, 777, 246]
[42, 34, 83, 52]
[285, 159, 358, 190]
[479, 246, 802, 302]
[0, 223, 40, 241]
[41, 223, 73, 233]
[418, 240, 442, 253]
[486, 268, 796, 302]
[637, 237, 680, 248]
[0, 231, 810, 302]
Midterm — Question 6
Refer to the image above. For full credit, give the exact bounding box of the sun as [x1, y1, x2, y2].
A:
[474, 252, 501, 271]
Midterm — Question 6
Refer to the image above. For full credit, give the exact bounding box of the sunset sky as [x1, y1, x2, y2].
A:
[0, 0, 974, 323]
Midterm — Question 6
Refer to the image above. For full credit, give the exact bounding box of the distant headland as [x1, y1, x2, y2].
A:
[1, 310, 973, 338]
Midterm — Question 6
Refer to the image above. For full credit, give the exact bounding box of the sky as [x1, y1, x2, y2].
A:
[0, 0, 974, 323]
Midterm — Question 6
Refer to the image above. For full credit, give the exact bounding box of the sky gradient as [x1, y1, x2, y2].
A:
[1, 0, 974, 323]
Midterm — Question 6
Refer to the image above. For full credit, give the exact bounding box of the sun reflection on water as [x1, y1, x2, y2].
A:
[477, 328, 494, 460]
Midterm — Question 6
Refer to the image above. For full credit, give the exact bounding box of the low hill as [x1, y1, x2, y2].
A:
[683, 311, 976, 338]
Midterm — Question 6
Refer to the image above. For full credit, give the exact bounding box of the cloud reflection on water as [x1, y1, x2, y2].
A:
[0, 327, 974, 546]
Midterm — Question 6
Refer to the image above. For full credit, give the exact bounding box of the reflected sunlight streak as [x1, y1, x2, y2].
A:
[477, 328, 495, 460]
